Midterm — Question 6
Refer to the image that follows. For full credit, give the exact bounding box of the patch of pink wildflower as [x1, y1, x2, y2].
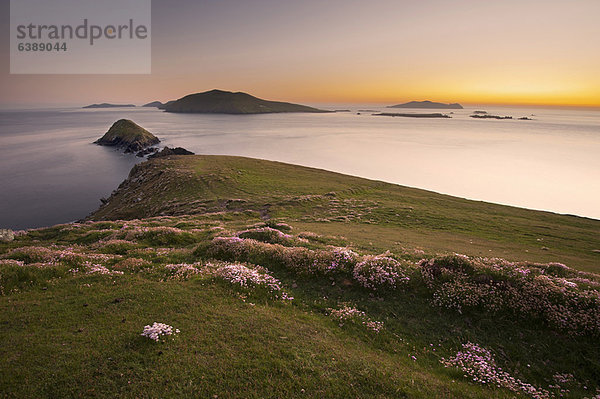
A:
[215, 263, 293, 301]
[74, 261, 124, 276]
[328, 247, 359, 273]
[420, 255, 600, 336]
[0, 259, 25, 267]
[2, 246, 121, 267]
[353, 255, 410, 290]
[442, 342, 551, 399]
[113, 257, 151, 272]
[329, 305, 384, 333]
[237, 227, 294, 245]
[164, 262, 204, 281]
[141, 322, 180, 342]
[121, 225, 193, 245]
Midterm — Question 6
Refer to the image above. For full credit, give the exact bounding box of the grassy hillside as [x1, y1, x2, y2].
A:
[164, 89, 330, 114]
[2, 155, 599, 398]
[92, 155, 600, 273]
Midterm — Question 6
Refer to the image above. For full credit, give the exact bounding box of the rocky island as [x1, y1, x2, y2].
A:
[470, 114, 513, 120]
[142, 101, 164, 108]
[388, 100, 463, 109]
[374, 112, 451, 118]
[164, 89, 330, 114]
[93, 119, 160, 154]
[83, 103, 136, 109]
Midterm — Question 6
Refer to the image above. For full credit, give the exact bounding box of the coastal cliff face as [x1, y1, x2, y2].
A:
[164, 89, 330, 114]
[94, 119, 160, 153]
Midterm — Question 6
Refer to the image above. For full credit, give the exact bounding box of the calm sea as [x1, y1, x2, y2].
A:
[1, 105, 599, 230]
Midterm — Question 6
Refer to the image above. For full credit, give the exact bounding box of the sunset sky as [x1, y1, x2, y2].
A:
[1, 0, 599, 107]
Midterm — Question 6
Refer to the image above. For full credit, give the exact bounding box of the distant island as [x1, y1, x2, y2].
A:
[388, 100, 463, 109]
[142, 101, 164, 108]
[374, 112, 451, 118]
[164, 89, 330, 114]
[94, 119, 160, 154]
[157, 100, 175, 110]
[83, 103, 136, 109]
[470, 114, 512, 120]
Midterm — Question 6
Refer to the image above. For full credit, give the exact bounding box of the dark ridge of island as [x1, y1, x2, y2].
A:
[157, 100, 176, 110]
[83, 103, 136, 109]
[470, 114, 513, 120]
[94, 119, 160, 154]
[473, 110, 488, 114]
[142, 101, 164, 108]
[388, 100, 463, 109]
[374, 112, 451, 118]
[148, 146, 195, 159]
[164, 89, 331, 114]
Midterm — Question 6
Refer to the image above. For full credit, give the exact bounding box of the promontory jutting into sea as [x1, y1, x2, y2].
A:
[0, 89, 599, 230]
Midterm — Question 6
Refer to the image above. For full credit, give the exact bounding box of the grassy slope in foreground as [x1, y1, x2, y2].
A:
[91, 155, 600, 273]
[2, 155, 600, 398]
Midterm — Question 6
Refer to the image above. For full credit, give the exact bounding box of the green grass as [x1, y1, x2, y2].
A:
[2, 155, 600, 398]
[92, 155, 600, 272]
[1, 274, 506, 398]
[1, 218, 598, 398]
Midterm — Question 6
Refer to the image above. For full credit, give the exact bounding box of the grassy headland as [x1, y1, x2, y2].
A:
[92, 155, 600, 273]
[1, 155, 599, 398]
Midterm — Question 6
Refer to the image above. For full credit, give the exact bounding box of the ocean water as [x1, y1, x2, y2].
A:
[0, 105, 599, 230]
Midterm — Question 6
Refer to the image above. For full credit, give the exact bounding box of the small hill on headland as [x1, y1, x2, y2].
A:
[388, 100, 463, 109]
[94, 119, 160, 153]
[164, 89, 330, 114]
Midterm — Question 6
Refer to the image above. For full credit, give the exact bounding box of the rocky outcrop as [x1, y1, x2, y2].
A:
[148, 147, 195, 159]
[94, 119, 160, 153]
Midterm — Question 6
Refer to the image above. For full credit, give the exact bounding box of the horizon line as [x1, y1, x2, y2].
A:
[1, 100, 599, 111]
